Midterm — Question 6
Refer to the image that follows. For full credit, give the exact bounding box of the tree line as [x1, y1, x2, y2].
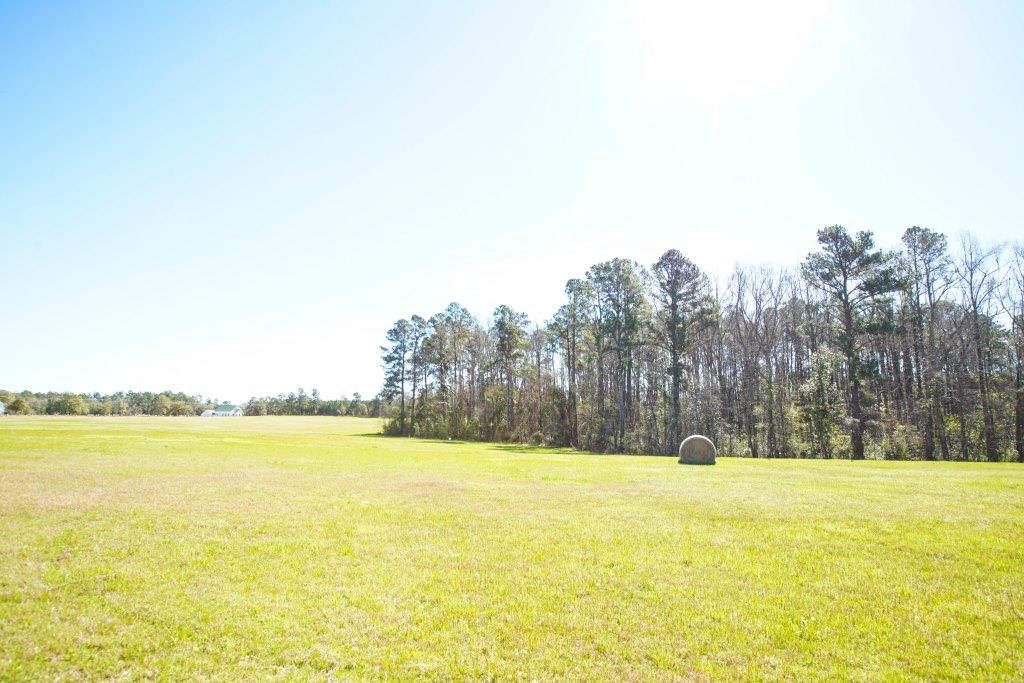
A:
[243, 389, 381, 417]
[0, 390, 216, 416]
[380, 226, 1024, 461]
[0, 388, 383, 418]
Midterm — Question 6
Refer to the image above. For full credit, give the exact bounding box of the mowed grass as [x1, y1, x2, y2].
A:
[0, 417, 1022, 680]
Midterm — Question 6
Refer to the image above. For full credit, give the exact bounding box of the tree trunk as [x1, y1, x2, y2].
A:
[971, 310, 999, 461]
[1015, 352, 1024, 462]
[843, 302, 866, 460]
[670, 341, 681, 454]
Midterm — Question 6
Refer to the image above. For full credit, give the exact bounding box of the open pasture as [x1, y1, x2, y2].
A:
[1, 416, 1022, 679]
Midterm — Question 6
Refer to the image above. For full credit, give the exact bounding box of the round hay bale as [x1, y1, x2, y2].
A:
[678, 435, 716, 465]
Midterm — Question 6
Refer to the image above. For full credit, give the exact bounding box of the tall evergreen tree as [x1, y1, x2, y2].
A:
[587, 259, 650, 452]
[492, 305, 530, 435]
[802, 226, 901, 459]
[381, 319, 411, 434]
[651, 249, 714, 453]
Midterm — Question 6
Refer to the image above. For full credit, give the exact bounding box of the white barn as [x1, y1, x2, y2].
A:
[201, 403, 243, 417]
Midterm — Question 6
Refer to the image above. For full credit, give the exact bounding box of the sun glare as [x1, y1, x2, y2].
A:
[629, 0, 824, 102]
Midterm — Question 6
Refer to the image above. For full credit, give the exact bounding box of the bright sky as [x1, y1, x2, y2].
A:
[2, 1, 1022, 403]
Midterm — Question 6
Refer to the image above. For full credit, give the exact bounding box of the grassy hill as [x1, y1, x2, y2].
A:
[1, 416, 1022, 679]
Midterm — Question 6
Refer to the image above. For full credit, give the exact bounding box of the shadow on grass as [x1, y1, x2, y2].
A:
[360, 432, 583, 453]
[357, 432, 474, 446]
[491, 443, 588, 455]
[493, 444, 683, 458]
[358, 432, 680, 458]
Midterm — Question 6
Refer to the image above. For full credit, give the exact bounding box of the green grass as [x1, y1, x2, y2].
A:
[1, 416, 1022, 680]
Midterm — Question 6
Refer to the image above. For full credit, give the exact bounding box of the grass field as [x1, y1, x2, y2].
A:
[1, 416, 1022, 680]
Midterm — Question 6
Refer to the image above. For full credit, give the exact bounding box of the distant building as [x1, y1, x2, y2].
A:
[201, 403, 243, 417]
[0, 401, 5, 416]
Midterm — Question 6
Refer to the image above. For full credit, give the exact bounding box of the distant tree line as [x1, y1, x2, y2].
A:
[0, 390, 215, 416]
[1, 388, 383, 418]
[243, 389, 382, 417]
[380, 226, 1024, 461]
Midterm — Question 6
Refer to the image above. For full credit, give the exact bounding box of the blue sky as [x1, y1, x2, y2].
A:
[2, 1, 1022, 402]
